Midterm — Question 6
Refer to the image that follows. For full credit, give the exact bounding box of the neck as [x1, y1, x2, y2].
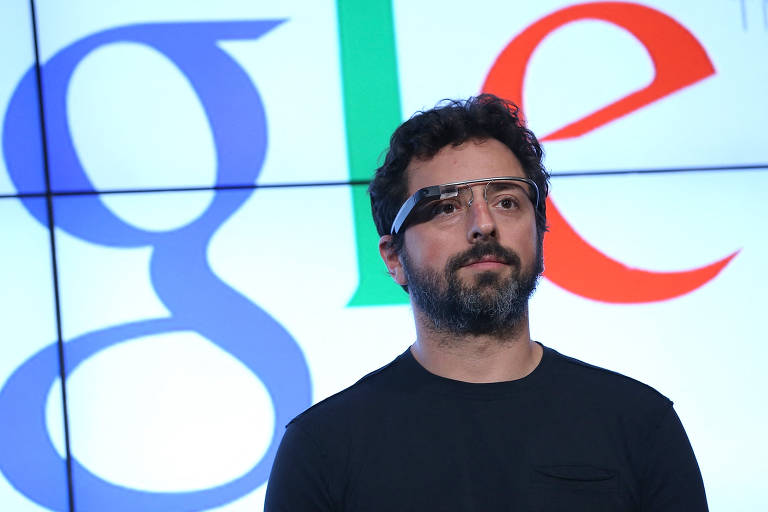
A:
[410, 306, 542, 383]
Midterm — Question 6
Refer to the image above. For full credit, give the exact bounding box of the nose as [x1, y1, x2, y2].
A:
[466, 198, 497, 243]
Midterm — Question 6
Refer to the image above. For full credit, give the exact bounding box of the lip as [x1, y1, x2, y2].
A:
[461, 258, 509, 270]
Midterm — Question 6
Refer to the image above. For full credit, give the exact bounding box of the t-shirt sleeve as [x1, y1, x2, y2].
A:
[264, 422, 336, 512]
[639, 405, 708, 511]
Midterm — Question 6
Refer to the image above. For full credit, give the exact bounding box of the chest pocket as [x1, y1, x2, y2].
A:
[528, 465, 623, 512]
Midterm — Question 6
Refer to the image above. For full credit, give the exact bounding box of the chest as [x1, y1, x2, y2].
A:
[338, 398, 639, 512]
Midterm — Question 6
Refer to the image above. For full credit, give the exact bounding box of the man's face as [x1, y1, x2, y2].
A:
[386, 138, 542, 336]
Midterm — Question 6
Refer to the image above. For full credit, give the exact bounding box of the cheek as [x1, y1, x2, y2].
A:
[404, 228, 453, 268]
[507, 221, 539, 258]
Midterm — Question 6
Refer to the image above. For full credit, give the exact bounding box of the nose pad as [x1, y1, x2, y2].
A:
[460, 182, 492, 209]
[460, 185, 476, 208]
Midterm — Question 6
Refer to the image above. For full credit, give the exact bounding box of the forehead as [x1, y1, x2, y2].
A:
[405, 138, 526, 195]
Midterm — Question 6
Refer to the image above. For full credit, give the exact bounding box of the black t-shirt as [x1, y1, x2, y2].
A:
[264, 345, 708, 511]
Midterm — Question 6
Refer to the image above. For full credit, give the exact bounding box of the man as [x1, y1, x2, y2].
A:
[264, 95, 708, 511]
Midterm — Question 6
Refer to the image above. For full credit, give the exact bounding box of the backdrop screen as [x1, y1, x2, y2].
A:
[1, 0, 766, 511]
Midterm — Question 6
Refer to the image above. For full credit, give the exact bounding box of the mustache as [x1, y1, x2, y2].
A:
[446, 241, 521, 274]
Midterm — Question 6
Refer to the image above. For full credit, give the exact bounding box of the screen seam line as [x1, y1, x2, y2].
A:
[29, 1, 77, 511]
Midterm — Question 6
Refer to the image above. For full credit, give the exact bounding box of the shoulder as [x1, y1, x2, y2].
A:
[287, 350, 408, 430]
[543, 345, 673, 414]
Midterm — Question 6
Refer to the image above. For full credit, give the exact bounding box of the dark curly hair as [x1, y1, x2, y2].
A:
[369, 94, 550, 253]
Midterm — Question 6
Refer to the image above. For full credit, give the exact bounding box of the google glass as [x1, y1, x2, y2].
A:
[390, 176, 540, 235]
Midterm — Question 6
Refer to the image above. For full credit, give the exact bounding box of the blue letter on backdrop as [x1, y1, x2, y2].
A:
[0, 21, 312, 511]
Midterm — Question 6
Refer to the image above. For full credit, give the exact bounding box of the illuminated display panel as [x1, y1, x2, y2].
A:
[52, 187, 407, 511]
[32, 0, 348, 193]
[394, 0, 768, 171]
[0, 198, 67, 512]
[0, 0, 45, 196]
[0, 1, 766, 511]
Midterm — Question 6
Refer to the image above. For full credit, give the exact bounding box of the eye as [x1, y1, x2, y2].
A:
[486, 181, 529, 212]
[429, 199, 462, 218]
[493, 195, 520, 210]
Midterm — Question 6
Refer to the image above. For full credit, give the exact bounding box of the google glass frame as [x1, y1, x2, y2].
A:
[390, 176, 540, 235]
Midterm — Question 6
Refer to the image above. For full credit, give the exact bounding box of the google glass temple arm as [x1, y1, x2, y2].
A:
[390, 185, 451, 235]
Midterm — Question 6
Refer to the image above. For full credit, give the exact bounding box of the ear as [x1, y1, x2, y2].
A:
[379, 235, 408, 286]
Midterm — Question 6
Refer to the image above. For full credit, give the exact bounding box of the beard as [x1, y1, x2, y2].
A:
[402, 240, 542, 338]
